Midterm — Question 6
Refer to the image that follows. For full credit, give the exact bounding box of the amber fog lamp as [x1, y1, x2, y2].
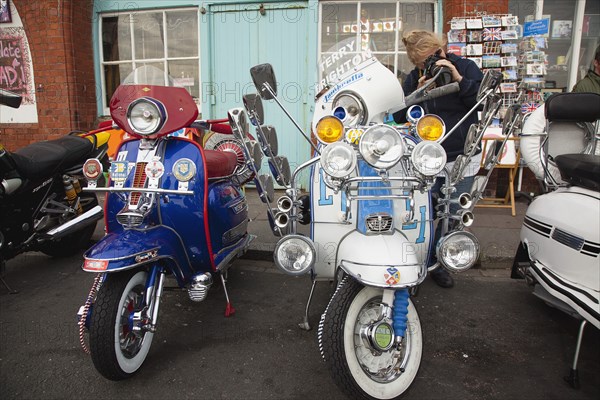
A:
[416, 114, 446, 141]
[316, 116, 345, 144]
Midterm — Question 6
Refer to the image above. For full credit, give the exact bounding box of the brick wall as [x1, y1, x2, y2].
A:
[1, 0, 97, 151]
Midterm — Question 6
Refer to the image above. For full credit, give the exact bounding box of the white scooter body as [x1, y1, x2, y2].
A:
[309, 159, 433, 286]
[521, 186, 600, 328]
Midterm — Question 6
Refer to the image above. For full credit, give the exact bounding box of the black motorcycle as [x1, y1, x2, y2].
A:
[0, 89, 110, 292]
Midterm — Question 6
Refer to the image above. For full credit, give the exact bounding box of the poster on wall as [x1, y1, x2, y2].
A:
[0, 0, 11, 23]
[0, 27, 34, 104]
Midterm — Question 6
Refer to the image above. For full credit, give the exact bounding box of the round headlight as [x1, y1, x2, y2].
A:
[436, 231, 480, 273]
[315, 116, 345, 144]
[411, 141, 447, 176]
[274, 235, 316, 276]
[359, 124, 404, 169]
[320, 142, 357, 179]
[127, 98, 165, 135]
[416, 114, 446, 141]
[332, 92, 367, 127]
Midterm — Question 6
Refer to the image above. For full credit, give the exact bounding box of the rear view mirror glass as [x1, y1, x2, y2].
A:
[243, 93, 264, 126]
[250, 64, 277, 100]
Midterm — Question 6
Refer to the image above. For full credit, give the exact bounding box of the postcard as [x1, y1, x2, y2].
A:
[448, 29, 467, 43]
[501, 56, 518, 67]
[482, 16, 501, 27]
[482, 55, 501, 68]
[500, 83, 518, 93]
[466, 18, 483, 29]
[465, 44, 483, 56]
[501, 43, 518, 53]
[451, 18, 466, 30]
[502, 16, 519, 26]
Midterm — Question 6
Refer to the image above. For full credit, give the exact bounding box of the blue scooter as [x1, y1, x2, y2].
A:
[77, 66, 267, 380]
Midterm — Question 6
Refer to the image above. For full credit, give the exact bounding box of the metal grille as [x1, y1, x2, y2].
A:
[130, 162, 147, 205]
[366, 214, 393, 233]
[551, 228, 584, 251]
[116, 211, 144, 227]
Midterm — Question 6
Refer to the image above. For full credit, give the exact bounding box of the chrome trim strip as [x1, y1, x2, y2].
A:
[46, 205, 103, 237]
[84, 187, 193, 195]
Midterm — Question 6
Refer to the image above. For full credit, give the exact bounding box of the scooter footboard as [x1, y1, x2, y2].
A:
[337, 230, 426, 288]
[83, 226, 196, 285]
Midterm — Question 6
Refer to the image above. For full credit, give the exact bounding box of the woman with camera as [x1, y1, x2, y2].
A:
[398, 30, 484, 288]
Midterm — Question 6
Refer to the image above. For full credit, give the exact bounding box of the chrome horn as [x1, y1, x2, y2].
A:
[450, 209, 474, 227]
[274, 211, 290, 229]
[277, 195, 293, 213]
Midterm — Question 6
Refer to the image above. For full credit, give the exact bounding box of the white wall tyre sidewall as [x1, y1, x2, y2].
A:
[343, 286, 423, 400]
[114, 270, 155, 374]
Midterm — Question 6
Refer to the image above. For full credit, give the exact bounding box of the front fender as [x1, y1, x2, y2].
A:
[83, 226, 193, 285]
[337, 230, 425, 288]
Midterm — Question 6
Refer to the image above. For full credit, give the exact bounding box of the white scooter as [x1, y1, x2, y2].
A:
[513, 91, 600, 389]
[242, 39, 511, 399]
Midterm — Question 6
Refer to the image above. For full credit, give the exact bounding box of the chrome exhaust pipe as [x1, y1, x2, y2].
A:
[46, 205, 103, 238]
[274, 211, 289, 229]
[277, 195, 293, 213]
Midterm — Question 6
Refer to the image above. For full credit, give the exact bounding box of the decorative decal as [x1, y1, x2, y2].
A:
[384, 267, 401, 285]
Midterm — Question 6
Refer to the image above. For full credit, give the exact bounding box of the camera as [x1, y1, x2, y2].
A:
[424, 54, 453, 87]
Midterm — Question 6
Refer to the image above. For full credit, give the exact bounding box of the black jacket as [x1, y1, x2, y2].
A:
[398, 53, 483, 162]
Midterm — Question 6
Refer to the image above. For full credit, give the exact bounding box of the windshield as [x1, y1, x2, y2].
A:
[318, 38, 378, 92]
[121, 65, 176, 86]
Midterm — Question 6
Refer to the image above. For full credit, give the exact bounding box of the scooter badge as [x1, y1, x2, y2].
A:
[145, 158, 165, 189]
[83, 159, 103, 188]
[172, 158, 196, 191]
[109, 160, 129, 188]
[384, 267, 401, 285]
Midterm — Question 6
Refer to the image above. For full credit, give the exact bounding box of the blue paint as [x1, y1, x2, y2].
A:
[318, 168, 333, 206]
[393, 289, 410, 338]
[356, 161, 393, 234]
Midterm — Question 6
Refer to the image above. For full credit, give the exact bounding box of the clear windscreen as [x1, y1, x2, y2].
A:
[121, 65, 176, 86]
[318, 38, 378, 92]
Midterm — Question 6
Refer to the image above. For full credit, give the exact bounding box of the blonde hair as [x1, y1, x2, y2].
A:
[402, 30, 447, 66]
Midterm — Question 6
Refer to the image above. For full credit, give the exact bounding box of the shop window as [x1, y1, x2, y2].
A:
[100, 8, 200, 115]
[319, 1, 436, 85]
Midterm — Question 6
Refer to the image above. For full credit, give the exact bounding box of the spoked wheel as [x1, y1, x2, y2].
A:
[89, 270, 154, 380]
[318, 277, 423, 400]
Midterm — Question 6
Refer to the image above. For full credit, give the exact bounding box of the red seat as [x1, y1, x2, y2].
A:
[204, 149, 238, 179]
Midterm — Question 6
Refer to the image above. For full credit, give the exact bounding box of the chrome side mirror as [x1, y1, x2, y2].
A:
[256, 174, 275, 203]
[463, 124, 480, 155]
[476, 70, 502, 102]
[450, 155, 468, 183]
[482, 140, 497, 170]
[250, 63, 278, 100]
[243, 93, 264, 126]
[227, 108, 250, 141]
[503, 104, 522, 136]
[247, 140, 263, 171]
[258, 125, 279, 157]
[269, 156, 291, 186]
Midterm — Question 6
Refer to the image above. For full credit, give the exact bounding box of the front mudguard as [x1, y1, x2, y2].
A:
[83, 226, 193, 286]
[337, 230, 426, 288]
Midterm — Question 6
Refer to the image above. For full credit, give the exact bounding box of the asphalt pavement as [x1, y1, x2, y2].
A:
[1, 251, 599, 399]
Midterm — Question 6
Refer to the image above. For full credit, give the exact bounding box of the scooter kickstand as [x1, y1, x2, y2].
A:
[220, 274, 235, 317]
[565, 319, 588, 389]
[298, 279, 317, 331]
